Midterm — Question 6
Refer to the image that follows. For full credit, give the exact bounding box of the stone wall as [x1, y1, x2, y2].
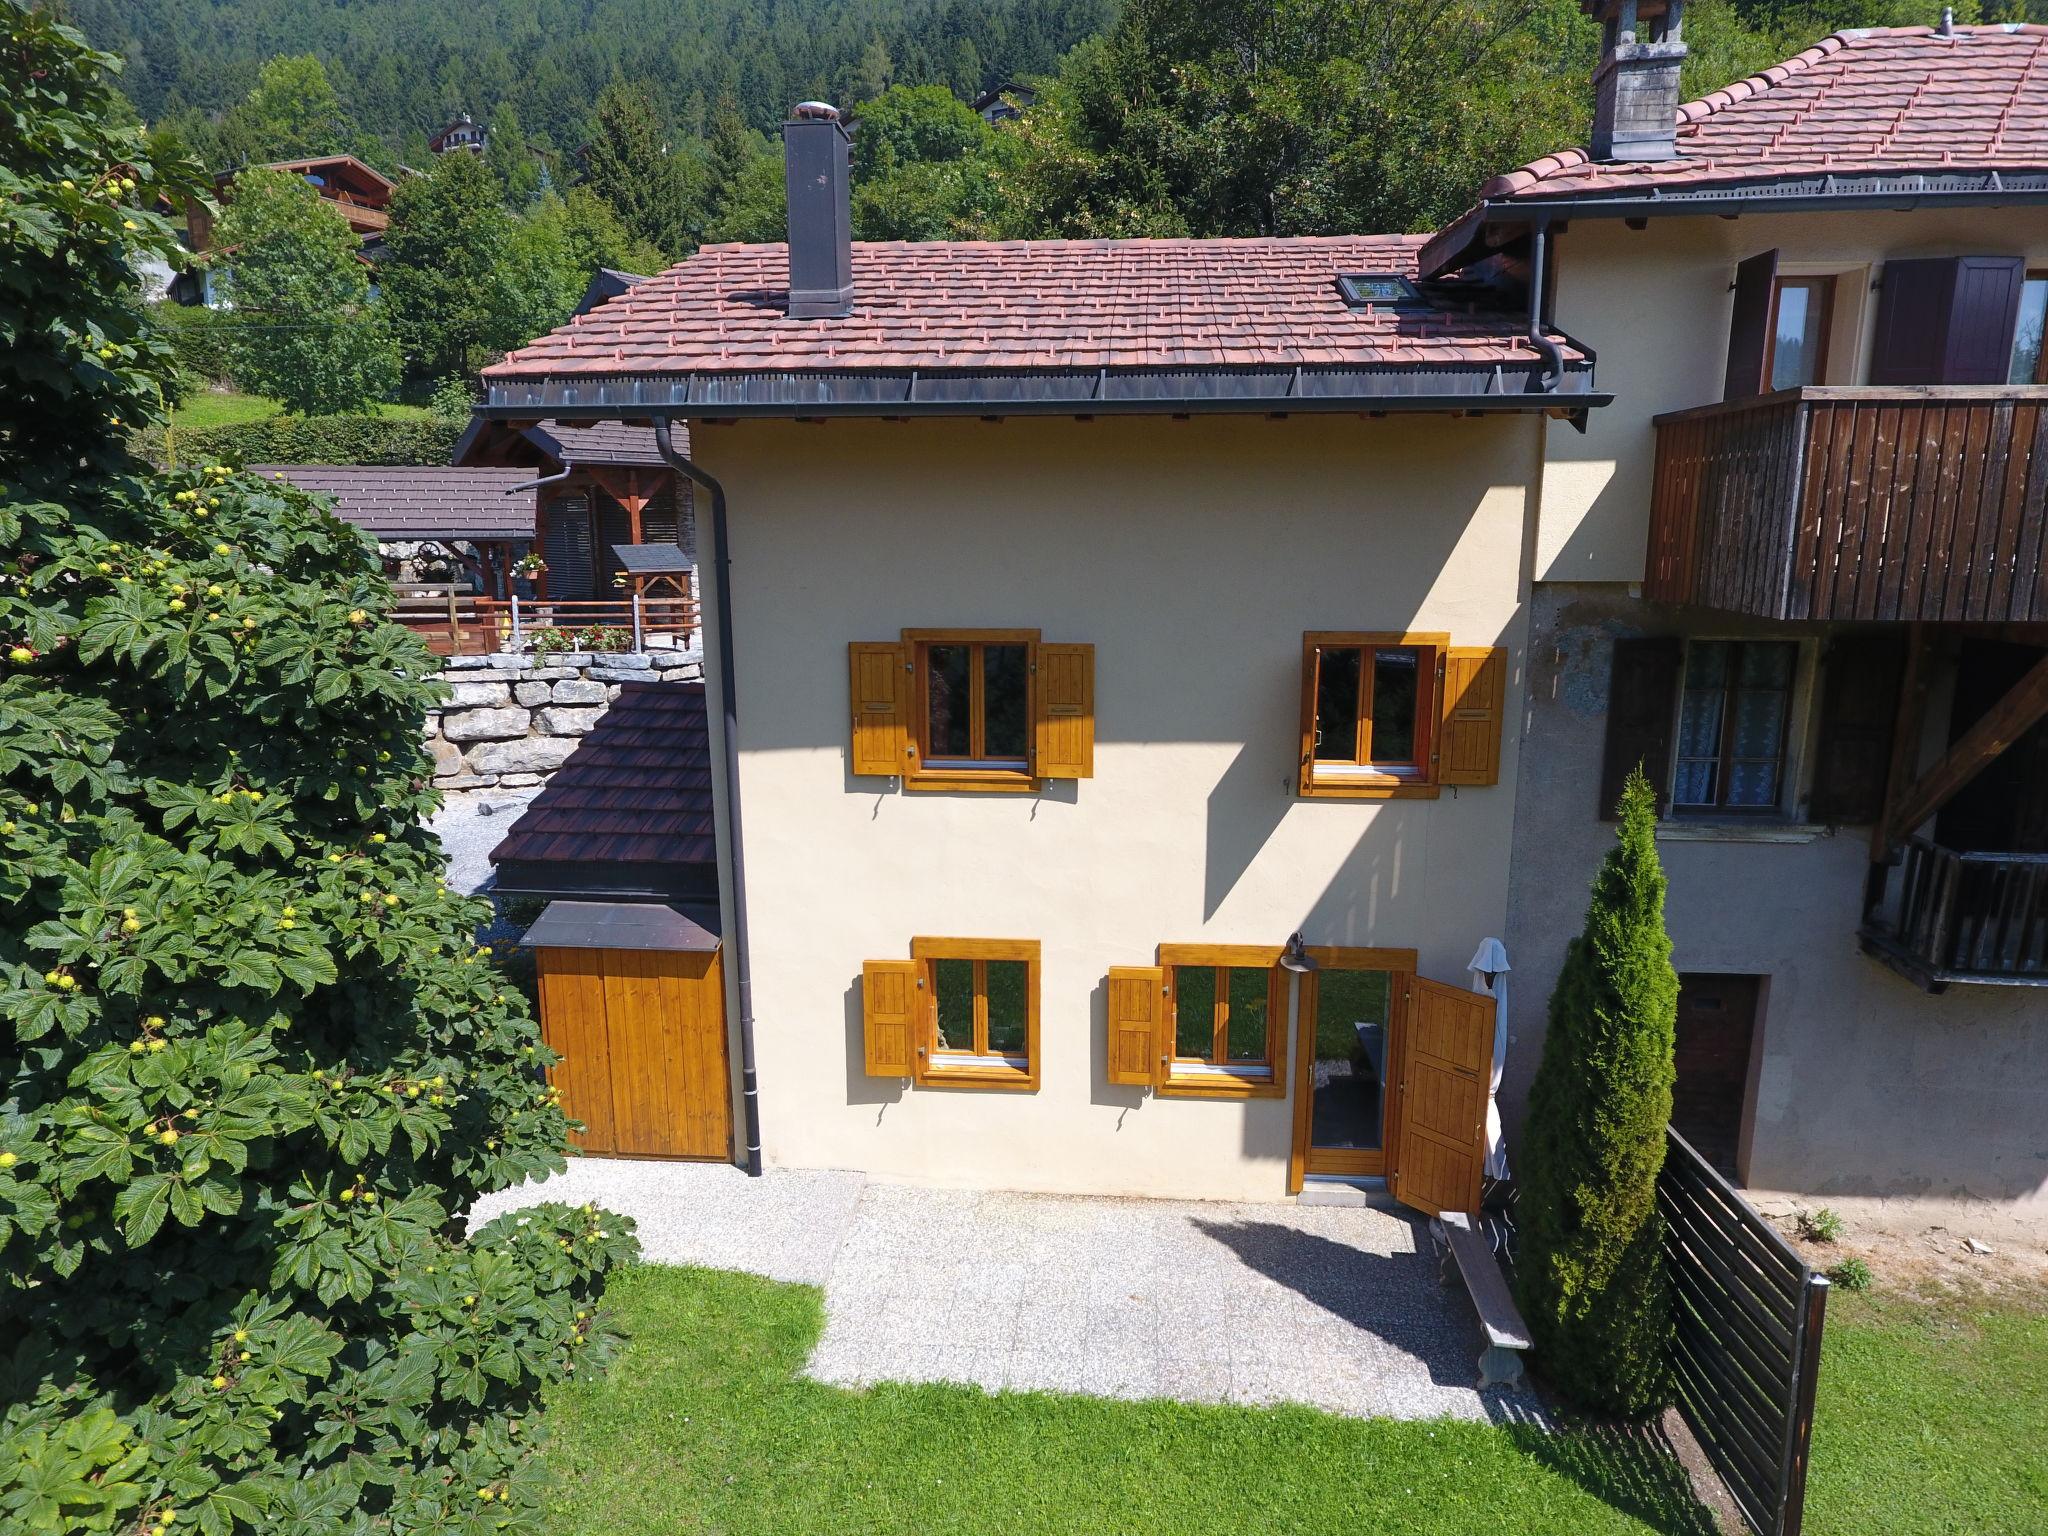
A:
[427, 649, 702, 791]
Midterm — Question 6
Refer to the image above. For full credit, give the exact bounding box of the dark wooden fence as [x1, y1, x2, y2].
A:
[1862, 836, 2048, 988]
[1659, 1127, 1830, 1536]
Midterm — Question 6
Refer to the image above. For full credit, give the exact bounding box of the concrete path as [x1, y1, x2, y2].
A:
[473, 1161, 1544, 1423]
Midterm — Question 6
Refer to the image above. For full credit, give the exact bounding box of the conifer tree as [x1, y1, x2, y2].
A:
[1513, 768, 1678, 1416]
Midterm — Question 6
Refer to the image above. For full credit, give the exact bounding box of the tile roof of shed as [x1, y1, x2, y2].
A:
[488, 683, 716, 891]
[253, 464, 535, 539]
[449, 417, 677, 470]
[1487, 25, 2048, 202]
[482, 235, 1582, 381]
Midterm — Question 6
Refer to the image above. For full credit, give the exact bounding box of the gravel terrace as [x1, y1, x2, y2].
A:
[473, 1159, 1545, 1424]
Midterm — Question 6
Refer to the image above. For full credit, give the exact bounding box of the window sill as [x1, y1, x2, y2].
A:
[1158, 1067, 1285, 1100]
[903, 765, 1043, 794]
[1655, 819, 1831, 845]
[921, 1055, 1038, 1091]
[1300, 770, 1439, 802]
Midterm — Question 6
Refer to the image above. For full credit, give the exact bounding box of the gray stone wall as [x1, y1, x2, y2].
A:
[426, 649, 702, 791]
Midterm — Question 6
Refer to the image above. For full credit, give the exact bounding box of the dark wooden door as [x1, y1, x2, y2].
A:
[536, 946, 732, 1159]
[1672, 973, 1761, 1182]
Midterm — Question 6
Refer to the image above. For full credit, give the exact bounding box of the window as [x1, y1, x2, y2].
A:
[1159, 945, 1286, 1097]
[861, 939, 1040, 1090]
[2010, 274, 2048, 384]
[1672, 641, 1797, 812]
[848, 632, 1094, 790]
[1766, 276, 1833, 390]
[1299, 634, 1507, 798]
[1337, 273, 1423, 308]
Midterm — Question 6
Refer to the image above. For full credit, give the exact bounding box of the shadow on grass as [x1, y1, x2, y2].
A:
[1506, 1417, 1721, 1536]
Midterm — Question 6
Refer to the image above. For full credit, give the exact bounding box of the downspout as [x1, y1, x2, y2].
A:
[1526, 216, 1565, 393]
[653, 418, 763, 1177]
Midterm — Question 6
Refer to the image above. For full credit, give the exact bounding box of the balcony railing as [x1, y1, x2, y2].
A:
[1649, 386, 2048, 624]
[392, 585, 700, 657]
[1860, 836, 2048, 990]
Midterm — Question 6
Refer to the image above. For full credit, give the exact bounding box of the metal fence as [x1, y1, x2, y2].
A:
[1659, 1127, 1830, 1536]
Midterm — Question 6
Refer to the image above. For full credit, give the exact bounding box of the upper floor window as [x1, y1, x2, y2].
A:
[919, 632, 1031, 770]
[2010, 273, 2048, 384]
[1672, 640, 1798, 813]
[1298, 633, 1506, 799]
[1312, 637, 1436, 779]
[1767, 276, 1833, 391]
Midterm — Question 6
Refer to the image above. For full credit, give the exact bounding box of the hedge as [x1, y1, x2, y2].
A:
[137, 412, 466, 469]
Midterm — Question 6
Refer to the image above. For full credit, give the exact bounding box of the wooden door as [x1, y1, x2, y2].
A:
[1391, 976, 1492, 1218]
[535, 946, 732, 1160]
[1672, 973, 1762, 1182]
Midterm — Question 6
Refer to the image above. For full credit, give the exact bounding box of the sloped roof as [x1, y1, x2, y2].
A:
[1493, 25, 2048, 202]
[450, 417, 678, 470]
[488, 683, 717, 902]
[252, 465, 534, 539]
[482, 235, 1585, 385]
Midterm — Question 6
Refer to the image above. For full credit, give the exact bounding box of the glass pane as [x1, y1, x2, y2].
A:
[1672, 758, 1717, 807]
[1684, 640, 1731, 688]
[933, 958, 974, 1051]
[1309, 969, 1390, 1150]
[1730, 688, 1786, 759]
[982, 644, 1029, 761]
[925, 645, 972, 759]
[1225, 967, 1269, 1062]
[1676, 689, 1725, 758]
[1726, 760, 1780, 808]
[2010, 278, 2048, 385]
[1174, 966, 1215, 1059]
[984, 960, 1028, 1055]
[1314, 647, 1363, 762]
[1368, 648, 1420, 764]
[1769, 284, 1820, 390]
[1739, 641, 1795, 689]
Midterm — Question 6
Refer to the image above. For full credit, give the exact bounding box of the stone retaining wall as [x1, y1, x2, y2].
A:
[427, 649, 702, 791]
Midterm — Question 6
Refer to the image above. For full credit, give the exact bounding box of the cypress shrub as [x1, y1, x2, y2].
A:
[135, 412, 466, 470]
[1514, 768, 1678, 1416]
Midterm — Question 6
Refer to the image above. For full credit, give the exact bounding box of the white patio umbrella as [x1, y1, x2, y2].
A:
[1467, 937, 1512, 1181]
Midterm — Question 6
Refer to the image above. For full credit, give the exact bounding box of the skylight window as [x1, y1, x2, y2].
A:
[1337, 273, 1423, 308]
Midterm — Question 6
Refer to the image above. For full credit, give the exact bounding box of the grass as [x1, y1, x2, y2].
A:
[168, 389, 437, 430]
[1804, 1285, 2048, 1535]
[541, 1264, 1714, 1536]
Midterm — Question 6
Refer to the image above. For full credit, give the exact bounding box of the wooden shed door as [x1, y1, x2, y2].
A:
[535, 946, 732, 1160]
[1391, 977, 1493, 1218]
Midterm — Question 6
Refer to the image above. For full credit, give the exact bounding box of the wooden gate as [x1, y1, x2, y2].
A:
[1391, 977, 1493, 1217]
[534, 946, 732, 1160]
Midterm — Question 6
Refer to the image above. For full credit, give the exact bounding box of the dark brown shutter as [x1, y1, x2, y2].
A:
[1870, 258, 1955, 385]
[1723, 250, 1779, 400]
[1809, 635, 1906, 825]
[1943, 256, 2025, 384]
[1600, 636, 1682, 819]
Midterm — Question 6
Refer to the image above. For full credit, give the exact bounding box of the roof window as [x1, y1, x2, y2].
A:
[1337, 273, 1423, 308]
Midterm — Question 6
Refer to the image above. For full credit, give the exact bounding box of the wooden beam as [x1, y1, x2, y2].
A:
[1883, 645, 2048, 851]
[1872, 623, 1934, 861]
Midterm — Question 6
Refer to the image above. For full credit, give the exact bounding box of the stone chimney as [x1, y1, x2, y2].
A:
[1588, 0, 1688, 162]
[782, 101, 853, 319]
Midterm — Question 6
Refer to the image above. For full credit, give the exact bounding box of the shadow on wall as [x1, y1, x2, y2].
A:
[1086, 973, 1147, 1114]
[840, 976, 904, 1111]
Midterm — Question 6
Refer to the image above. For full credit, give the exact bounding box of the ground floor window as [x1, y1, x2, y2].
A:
[906, 937, 1040, 1089]
[1157, 945, 1286, 1097]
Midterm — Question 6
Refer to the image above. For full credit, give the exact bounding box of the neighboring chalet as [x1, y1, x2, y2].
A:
[474, 19, 2048, 1218]
[430, 113, 486, 155]
[173, 154, 394, 305]
[971, 83, 1037, 124]
[250, 463, 536, 595]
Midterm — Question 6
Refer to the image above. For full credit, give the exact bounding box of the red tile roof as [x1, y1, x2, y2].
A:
[252, 465, 535, 539]
[1488, 25, 2048, 201]
[489, 683, 716, 899]
[483, 236, 1582, 381]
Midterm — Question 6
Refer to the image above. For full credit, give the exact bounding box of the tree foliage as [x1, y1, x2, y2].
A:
[581, 80, 704, 262]
[1513, 769, 1679, 1417]
[211, 168, 398, 415]
[0, 8, 634, 1531]
[380, 150, 513, 383]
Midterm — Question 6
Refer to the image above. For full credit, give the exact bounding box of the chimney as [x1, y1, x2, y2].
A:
[782, 101, 853, 319]
[1587, 0, 1688, 162]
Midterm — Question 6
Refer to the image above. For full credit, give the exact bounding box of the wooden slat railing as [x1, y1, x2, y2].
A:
[1659, 1128, 1829, 1536]
[1649, 386, 2048, 623]
[1861, 836, 2048, 987]
[390, 587, 701, 657]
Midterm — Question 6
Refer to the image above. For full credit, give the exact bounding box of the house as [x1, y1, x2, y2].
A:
[173, 154, 396, 306]
[430, 113, 487, 156]
[970, 82, 1037, 124]
[477, 16, 2048, 1214]
[251, 463, 536, 595]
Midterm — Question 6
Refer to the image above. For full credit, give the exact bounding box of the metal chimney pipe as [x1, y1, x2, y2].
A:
[782, 101, 854, 319]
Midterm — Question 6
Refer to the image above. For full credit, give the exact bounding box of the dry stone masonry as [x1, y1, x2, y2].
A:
[426, 649, 703, 791]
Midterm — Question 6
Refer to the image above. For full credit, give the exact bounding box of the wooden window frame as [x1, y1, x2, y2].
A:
[904, 628, 1041, 793]
[1299, 632, 1447, 799]
[1156, 943, 1287, 1099]
[1287, 946, 1416, 1193]
[1669, 638, 1800, 816]
[2015, 271, 2048, 385]
[908, 937, 1040, 1090]
[1763, 275, 1835, 391]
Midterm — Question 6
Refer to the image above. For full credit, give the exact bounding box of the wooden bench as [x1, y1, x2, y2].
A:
[1430, 1211, 1534, 1390]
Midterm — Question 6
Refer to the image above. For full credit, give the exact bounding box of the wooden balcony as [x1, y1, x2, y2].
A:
[1860, 837, 2048, 990]
[1648, 387, 2048, 623]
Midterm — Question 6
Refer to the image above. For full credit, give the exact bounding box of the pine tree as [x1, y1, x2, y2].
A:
[1513, 768, 1678, 1416]
[380, 147, 509, 381]
[582, 80, 695, 260]
[0, 9, 633, 1528]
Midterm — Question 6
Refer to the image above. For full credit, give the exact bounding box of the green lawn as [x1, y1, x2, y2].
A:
[1805, 1285, 2048, 1535]
[169, 390, 437, 430]
[540, 1265, 1713, 1536]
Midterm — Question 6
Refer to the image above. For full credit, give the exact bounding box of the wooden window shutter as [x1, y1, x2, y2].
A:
[1105, 966, 1163, 1087]
[861, 959, 921, 1078]
[1943, 256, 2026, 384]
[1810, 635, 1905, 825]
[1871, 258, 1958, 384]
[1600, 636, 1682, 820]
[1722, 249, 1779, 401]
[1034, 642, 1094, 779]
[1296, 637, 1321, 796]
[1439, 647, 1507, 786]
[848, 641, 909, 777]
